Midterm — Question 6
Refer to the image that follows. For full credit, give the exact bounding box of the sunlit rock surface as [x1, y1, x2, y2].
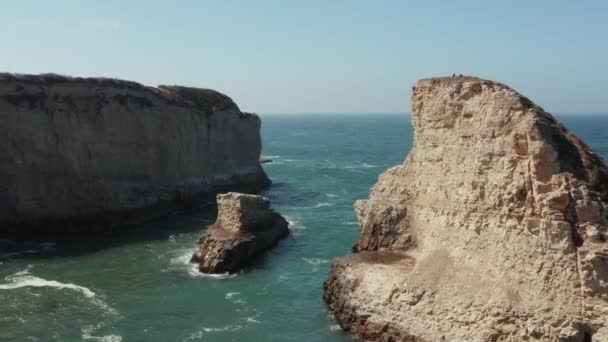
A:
[324, 76, 608, 341]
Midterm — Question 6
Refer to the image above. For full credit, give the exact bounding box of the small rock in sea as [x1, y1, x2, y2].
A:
[191, 192, 289, 273]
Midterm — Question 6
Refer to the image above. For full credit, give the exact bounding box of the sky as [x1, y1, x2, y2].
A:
[0, 1, 606, 114]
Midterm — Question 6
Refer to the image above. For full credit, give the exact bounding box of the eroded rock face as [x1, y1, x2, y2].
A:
[0, 73, 270, 235]
[191, 192, 288, 273]
[324, 76, 608, 341]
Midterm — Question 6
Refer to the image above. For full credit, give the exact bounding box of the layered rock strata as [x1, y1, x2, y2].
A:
[324, 76, 608, 341]
[191, 192, 288, 273]
[0, 73, 270, 235]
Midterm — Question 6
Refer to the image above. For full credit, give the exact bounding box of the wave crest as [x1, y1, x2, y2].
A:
[0, 269, 118, 316]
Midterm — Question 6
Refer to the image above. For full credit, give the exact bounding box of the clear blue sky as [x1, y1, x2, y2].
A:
[1, 1, 606, 114]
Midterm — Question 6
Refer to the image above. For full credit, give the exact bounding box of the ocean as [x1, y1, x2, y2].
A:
[0, 113, 606, 342]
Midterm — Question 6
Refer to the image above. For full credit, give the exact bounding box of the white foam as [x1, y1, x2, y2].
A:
[225, 291, 246, 305]
[82, 323, 122, 342]
[83, 334, 122, 342]
[344, 221, 359, 225]
[329, 324, 341, 331]
[302, 257, 329, 267]
[246, 315, 261, 324]
[190, 271, 236, 279]
[345, 161, 377, 169]
[169, 248, 236, 279]
[169, 248, 195, 266]
[186, 324, 243, 340]
[314, 202, 332, 208]
[285, 217, 306, 231]
[188, 324, 243, 340]
[0, 274, 96, 297]
[14, 265, 33, 276]
[201, 324, 243, 333]
[0, 269, 117, 315]
[326, 193, 339, 198]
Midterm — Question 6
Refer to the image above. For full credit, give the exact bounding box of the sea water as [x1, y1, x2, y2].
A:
[0, 114, 606, 341]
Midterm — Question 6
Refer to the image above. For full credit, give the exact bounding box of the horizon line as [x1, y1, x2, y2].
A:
[258, 111, 608, 116]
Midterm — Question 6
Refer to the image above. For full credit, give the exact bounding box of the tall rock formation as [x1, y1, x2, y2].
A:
[0, 73, 270, 235]
[324, 77, 608, 341]
[191, 192, 289, 273]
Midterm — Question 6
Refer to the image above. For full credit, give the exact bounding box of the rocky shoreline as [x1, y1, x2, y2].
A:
[324, 76, 608, 341]
[0, 73, 269, 236]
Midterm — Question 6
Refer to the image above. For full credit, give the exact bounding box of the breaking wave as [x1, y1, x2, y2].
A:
[285, 217, 306, 231]
[329, 324, 341, 331]
[82, 323, 122, 342]
[0, 268, 117, 316]
[169, 248, 236, 279]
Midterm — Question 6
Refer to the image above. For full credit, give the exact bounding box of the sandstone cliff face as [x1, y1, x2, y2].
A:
[0, 73, 269, 235]
[191, 192, 288, 273]
[324, 77, 608, 341]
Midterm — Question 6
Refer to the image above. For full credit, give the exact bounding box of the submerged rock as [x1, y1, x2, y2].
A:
[324, 76, 608, 341]
[0, 73, 270, 236]
[191, 192, 288, 273]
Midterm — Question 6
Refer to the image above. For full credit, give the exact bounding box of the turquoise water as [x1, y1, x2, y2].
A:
[0, 114, 606, 342]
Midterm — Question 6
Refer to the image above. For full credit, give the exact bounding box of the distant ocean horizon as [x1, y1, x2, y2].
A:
[1, 113, 606, 341]
[258, 112, 608, 116]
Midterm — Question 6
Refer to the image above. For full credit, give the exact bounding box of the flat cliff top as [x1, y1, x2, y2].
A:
[415, 75, 516, 94]
[0, 72, 243, 115]
[417, 75, 485, 83]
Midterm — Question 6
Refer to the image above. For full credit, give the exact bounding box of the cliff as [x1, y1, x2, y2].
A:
[324, 76, 608, 341]
[191, 192, 289, 273]
[0, 73, 270, 235]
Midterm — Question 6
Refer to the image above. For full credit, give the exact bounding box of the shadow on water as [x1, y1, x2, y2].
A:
[0, 182, 302, 265]
[0, 203, 218, 262]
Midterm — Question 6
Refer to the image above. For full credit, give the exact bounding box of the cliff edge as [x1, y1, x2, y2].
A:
[0, 73, 270, 235]
[324, 76, 608, 341]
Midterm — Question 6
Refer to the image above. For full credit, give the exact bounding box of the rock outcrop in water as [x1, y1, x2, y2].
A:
[0, 73, 270, 236]
[324, 76, 608, 341]
[191, 192, 288, 273]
